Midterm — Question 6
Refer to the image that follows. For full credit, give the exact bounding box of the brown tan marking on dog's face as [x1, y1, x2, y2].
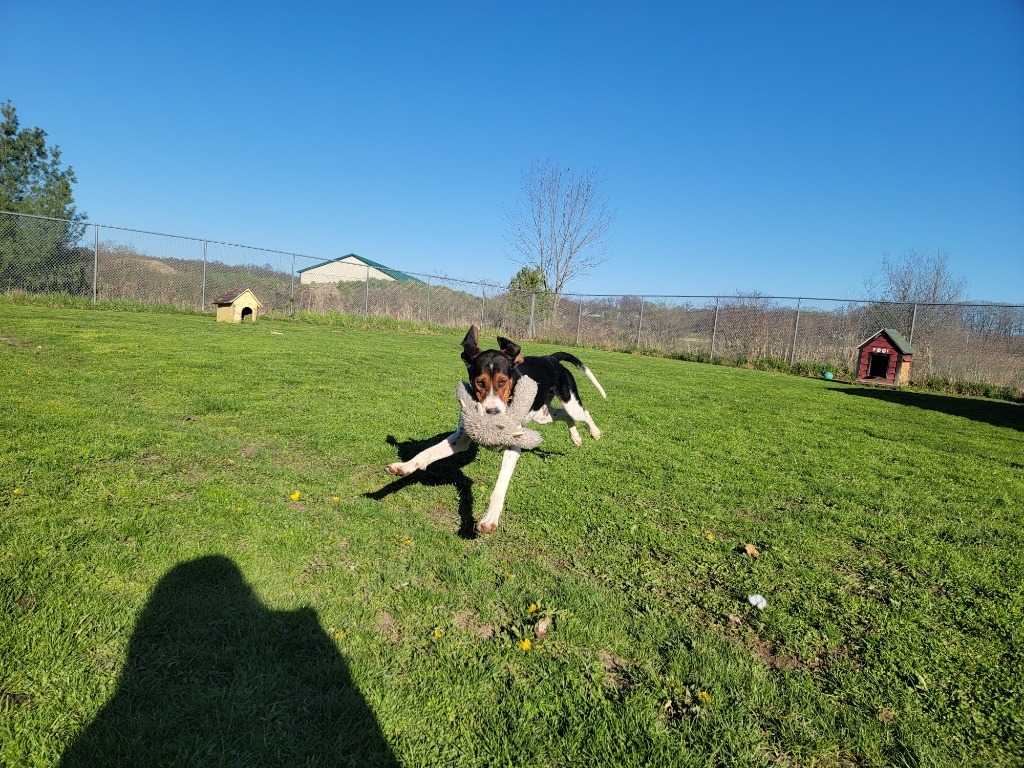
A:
[467, 352, 517, 414]
[472, 366, 514, 407]
[461, 326, 521, 415]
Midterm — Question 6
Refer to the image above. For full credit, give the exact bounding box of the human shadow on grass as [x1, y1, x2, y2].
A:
[833, 386, 1023, 432]
[59, 556, 397, 768]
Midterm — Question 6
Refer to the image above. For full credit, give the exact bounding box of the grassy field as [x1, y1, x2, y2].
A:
[1, 304, 1022, 767]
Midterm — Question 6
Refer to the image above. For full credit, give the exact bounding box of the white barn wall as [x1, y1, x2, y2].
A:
[300, 256, 395, 284]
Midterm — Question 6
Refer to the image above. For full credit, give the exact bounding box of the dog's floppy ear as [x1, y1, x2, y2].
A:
[461, 325, 482, 364]
[497, 336, 524, 365]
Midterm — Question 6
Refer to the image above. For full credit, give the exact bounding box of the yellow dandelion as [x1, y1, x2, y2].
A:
[432, 629, 443, 639]
[290, 491, 302, 501]
[528, 603, 538, 613]
[332, 495, 340, 502]
[705, 533, 714, 541]
[698, 691, 712, 704]
[332, 629, 346, 640]
[402, 539, 413, 547]
[13, 488, 23, 495]
[519, 638, 532, 651]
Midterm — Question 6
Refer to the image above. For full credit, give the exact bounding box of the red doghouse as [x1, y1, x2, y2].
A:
[856, 329, 915, 386]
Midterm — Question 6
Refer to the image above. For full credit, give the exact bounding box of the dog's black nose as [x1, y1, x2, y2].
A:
[485, 407, 501, 415]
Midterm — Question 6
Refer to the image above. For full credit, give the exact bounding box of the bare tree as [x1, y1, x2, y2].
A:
[504, 158, 616, 312]
[865, 249, 967, 304]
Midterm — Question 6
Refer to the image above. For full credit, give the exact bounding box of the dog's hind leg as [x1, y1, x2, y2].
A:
[552, 371, 600, 443]
[530, 405, 554, 424]
[387, 428, 472, 477]
[560, 394, 601, 441]
[475, 447, 521, 533]
[547, 406, 584, 447]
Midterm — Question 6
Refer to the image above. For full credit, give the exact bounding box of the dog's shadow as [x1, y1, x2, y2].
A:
[366, 433, 563, 539]
[366, 433, 481, 539]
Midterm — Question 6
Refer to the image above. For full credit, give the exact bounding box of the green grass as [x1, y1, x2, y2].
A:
[1, 304, 1022, 767]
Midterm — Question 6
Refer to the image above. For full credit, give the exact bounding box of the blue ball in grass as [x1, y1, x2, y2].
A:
[823, 371, 834, 380]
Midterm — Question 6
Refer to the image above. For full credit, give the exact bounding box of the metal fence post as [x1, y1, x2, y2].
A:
[909, 303, 918, 345]
[576, 300, 584, 346]
[790, 298, 802, 366]
[92, 224, 99, 305]
[364, 265, 370, 320]
[529, 293, 536, 339]
[636, 296, 646, 348]
[480, 286, 486, 328]
[710, 297, 720, 358]
[425, 276, 431, 325]
[201, 240, 208, 310]
[290, 254, 296, 318]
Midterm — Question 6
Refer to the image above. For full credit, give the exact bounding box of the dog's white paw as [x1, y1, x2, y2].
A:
[386, 462, 416, 477]
[569, 427, 583, 447]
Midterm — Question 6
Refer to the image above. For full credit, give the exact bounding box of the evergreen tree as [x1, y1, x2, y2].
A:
[0, 101, 89, 294]
[506, 266, 554, 329]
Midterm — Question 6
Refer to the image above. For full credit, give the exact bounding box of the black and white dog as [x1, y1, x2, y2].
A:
[386, 325, 606, 533]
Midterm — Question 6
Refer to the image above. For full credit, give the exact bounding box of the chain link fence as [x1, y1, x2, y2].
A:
[3, 210, 1022, 392]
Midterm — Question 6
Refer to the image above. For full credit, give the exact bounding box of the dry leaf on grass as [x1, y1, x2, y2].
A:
[744, 543, 761, 558]
[535, 616, 552, 639]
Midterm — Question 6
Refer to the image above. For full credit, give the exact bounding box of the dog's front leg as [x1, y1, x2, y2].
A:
[387, 428, 472, 477]
[475, 447, 521, 534]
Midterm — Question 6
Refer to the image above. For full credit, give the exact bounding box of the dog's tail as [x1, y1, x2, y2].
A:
[552, 352, 607, 399]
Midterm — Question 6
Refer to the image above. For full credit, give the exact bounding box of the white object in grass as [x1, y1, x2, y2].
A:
[747, 594, 767, 610]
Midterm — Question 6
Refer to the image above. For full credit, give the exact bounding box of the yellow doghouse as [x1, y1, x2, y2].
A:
[212, 289, 262, 323]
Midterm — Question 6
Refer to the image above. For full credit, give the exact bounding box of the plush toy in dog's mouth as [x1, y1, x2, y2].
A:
[455, 376, 542, 451]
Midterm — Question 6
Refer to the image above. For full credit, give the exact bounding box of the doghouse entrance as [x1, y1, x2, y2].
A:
[867, 353, 890, 378]
[241, 307, 254, 322]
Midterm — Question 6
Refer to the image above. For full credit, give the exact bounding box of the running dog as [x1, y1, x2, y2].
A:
[386, 325, 606, 533]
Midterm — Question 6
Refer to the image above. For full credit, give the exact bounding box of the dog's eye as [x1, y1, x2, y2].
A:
[475, 379, 486, 389]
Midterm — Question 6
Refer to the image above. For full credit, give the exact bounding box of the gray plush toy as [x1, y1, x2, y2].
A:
[455, 376, 542, 451]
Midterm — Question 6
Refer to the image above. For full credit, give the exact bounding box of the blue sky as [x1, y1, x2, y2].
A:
[5, 1, 1023, 302]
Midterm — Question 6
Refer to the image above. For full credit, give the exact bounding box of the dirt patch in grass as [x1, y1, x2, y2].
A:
[426, 505, 458, 528]
[747, 634, 819, 671]
[240, 443, 264, 459]
[301, 554, 331, 578]
[599, 651, 633, 692]
[452, 609, 496, 640]
[89, 643, 122, 676]
[375, 611, 402, 645]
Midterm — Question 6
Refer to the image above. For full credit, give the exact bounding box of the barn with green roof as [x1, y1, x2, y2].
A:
[298, 254, 422, 284]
